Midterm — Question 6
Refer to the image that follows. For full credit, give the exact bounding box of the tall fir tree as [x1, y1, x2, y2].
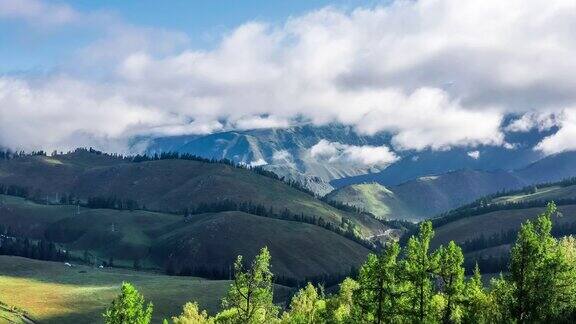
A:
[402, 221, 435, 322]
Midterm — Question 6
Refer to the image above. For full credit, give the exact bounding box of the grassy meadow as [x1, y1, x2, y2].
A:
[0, 256, 292, 323]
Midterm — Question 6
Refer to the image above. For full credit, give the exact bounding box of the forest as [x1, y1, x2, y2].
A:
[103, 202, 576, 323]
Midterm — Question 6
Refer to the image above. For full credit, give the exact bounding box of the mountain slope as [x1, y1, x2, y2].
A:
[0, 150, 387, 237]
[329, 152, 576, 221]
[328, 169, 527, 220]
[325, 183, 417, 220]
[144, 124, 391, 183]
[1, 194, 370, 283]
[424, 179, 576, 272]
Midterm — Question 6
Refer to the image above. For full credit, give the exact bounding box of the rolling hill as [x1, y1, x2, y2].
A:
[0, 194, 371, 284]
[425, 178, 576, 272]
[0, 150, 387, 238]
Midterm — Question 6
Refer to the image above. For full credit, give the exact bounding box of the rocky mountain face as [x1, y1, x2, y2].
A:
[142, 124, 559, 197]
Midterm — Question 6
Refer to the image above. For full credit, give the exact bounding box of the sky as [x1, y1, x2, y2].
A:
[0, 0, 576, 157]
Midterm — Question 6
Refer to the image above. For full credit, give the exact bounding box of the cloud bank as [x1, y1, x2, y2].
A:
[1, 0, 576, 155]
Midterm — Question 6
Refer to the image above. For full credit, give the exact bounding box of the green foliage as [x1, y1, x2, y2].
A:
[222, 247, 279, 323]
[492, 202, 576, 322]
[324, 278, 359, 323]
[461, 264, 493, 323]
[354, 242, 406, 323]
[170, 302, 214, 324]
[434, 241, 465, 323]
[114, 201, 576, 324]
[103, 282, 153, 324]
[403, 221, 436, 322]
[281, 283, 326, 324]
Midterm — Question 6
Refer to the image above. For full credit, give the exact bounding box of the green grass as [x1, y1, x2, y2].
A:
[0, 305, 27, 324]
[0, 256, 292, 324]
[492, 184, 576, 205]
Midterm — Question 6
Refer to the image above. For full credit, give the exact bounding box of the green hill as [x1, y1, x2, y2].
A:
[0, 150, 386, 238]
[0, 256, 292, 323]
[325, 182, 417, 221]
[1, 194, 370, 283]
[426, 179, 576, 273]
[328, 169, 526, 221]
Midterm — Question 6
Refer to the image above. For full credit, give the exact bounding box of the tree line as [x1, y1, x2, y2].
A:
[0, 229, 68, 263]
[104, 202, 576, 323]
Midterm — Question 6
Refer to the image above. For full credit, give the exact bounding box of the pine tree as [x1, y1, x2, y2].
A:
[434, 241, 465, 323]
[354, 242, 406, 323]
[325, 278, 359, 323]
[402, 221, 435, 322]
[103, 282, 153, 324]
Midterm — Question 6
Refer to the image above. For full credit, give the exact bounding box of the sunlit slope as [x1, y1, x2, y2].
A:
[0, 256, 292, 324]
[326, 182, 417, 221]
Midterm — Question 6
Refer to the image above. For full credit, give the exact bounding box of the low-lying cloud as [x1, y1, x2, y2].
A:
[310, 140, 398, 167]
[1, 0, 576, 155]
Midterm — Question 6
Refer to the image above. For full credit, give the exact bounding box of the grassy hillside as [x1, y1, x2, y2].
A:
[153, 211, 370, 281]
[0, 256, 292, 323]
[326, 183, 417, 221]
[1, 194, 370, 283]
[0, 150, 386, 238]
[431, 205, 576, 248]
[491, 183, 576, 205]
[328, 170, 527, 221]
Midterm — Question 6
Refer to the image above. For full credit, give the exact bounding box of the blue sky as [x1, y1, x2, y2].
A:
[1, 0, 382, 73]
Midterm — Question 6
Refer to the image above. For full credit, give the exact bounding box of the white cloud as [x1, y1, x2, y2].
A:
[467, 150, 480, 159]
[535, 108, 576, 154]
[505, 113, 558, 133]
[234, 116, 290, 130]
[2, 0, 576, 154]
[248, 159, 268, 167]
[309, 140, 398, 167]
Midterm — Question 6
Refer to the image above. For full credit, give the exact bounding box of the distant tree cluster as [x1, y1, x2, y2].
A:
[0, 229, 68, 262]
[86, 196, 140, 211]
[107, 203, 576, 323]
